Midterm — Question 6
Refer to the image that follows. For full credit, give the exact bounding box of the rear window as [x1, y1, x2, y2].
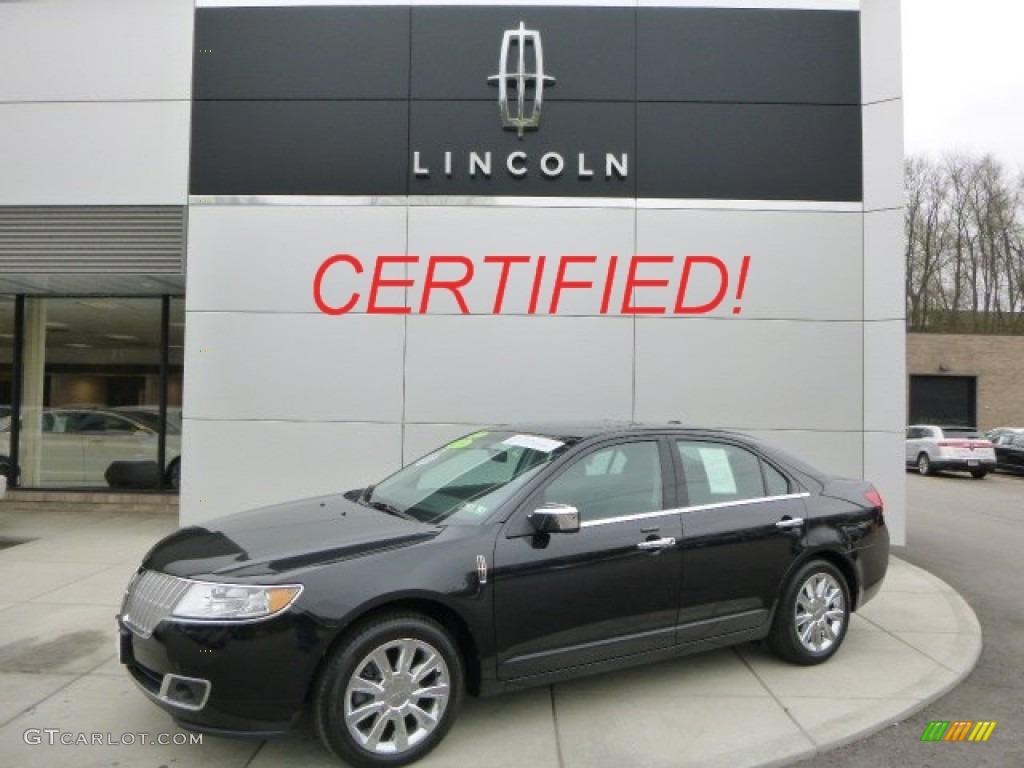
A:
[942, 428, 983, 439]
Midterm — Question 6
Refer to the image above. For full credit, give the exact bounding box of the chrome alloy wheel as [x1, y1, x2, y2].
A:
[343, 637, 451, 756]
[794, 572, 846, 654]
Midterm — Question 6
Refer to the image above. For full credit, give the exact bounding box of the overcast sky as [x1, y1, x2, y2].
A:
[902, 0, 1024, 169]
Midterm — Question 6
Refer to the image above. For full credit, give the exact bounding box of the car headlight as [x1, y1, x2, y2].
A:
[171, 582, 303, 621]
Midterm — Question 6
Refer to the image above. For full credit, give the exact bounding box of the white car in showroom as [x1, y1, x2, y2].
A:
[0, 408, 181, 489]
[905, 425, 996, 478]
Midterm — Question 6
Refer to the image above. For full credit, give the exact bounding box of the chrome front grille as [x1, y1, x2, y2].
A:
[122, 570, 190, 638]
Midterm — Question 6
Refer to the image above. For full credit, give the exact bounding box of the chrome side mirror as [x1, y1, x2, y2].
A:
[529, 503, 580, 534]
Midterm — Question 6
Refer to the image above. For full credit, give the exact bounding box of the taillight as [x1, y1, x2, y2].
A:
[864, 489, 884, 511]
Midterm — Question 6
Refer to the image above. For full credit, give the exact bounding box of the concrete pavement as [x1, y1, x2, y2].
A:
[0, 503, 981, 768]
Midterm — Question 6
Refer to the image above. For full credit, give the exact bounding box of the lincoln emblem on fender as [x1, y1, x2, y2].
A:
[488, 21, 556, 138]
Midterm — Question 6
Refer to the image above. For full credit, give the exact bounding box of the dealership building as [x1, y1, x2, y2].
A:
[0, 0, 907, 543]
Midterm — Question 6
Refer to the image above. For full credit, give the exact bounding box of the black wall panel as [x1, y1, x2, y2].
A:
[637, 104, 863, 201]
[636, 9, 861, 104]
[190, 101, 409, 196]
[190, 4, 863, 201]
[193, 7, 411, 100]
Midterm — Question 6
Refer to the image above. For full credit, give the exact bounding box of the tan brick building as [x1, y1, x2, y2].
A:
[907, 333, 1024, 429]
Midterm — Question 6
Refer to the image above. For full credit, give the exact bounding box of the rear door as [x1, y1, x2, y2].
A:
[673, 439, 807, 644]
[492, 437, 682, 680]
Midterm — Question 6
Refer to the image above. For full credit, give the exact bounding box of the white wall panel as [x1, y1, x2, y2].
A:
[186, 205, 408, 313]
[863, 99, 905, 213]
[860, 0, 902, 105]
[184, 311, 405, 421]
[406, 206, 635, 316]
[743, 428, 864, 479]
[864, 208, 905, 321]
[864, 430, 906, 545]
[0, 102, 190, 205]
[180, 419, 402, 524]
[404, 315, 634, 422]
[864, 320, 905, 433]
[637, 209, 863, 321]
[634, 318, 864, 430]
[0, 0, 193, 103]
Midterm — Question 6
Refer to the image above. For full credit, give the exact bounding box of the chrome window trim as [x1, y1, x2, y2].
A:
[679, 491, 811, 515]
[579, 492, 810, 528]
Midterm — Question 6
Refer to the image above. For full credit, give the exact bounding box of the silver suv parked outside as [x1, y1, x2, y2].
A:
[905, 425, 996, 478]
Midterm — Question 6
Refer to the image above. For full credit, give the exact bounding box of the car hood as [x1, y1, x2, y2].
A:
[143, 493, 440, 580]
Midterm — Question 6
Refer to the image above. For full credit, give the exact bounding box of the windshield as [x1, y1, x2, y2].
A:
[367, 430, 570, 524]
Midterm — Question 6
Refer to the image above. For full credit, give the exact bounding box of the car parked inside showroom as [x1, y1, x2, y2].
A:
[0, 407, 181, 489]
[905, 425, 996, 478]
[117, 423, 889, 767]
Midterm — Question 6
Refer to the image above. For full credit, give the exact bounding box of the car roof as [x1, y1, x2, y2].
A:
[489, 421, 751, 442]
[489, 421, 829, 485]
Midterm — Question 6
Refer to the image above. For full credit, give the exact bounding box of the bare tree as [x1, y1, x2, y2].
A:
[905, 153, 1024, 333]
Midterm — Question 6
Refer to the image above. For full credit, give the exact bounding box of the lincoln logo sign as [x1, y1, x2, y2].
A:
[488, 21, 555, 138]
[411, 20, 629, 182]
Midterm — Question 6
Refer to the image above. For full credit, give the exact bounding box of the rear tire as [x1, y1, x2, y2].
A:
[314, 613, 463, 768]
[970, 468, 988, 479]
[769, 560, 851, 665]
[917, 453, 934, 476]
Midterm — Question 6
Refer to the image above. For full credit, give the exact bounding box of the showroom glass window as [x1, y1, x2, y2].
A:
[6, 297, 182, 490]
[0, 297, 14, 469]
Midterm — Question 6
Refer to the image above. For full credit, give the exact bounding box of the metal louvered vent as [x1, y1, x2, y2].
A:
[122, 570, 191, 638]
[0, 206, 185, 274]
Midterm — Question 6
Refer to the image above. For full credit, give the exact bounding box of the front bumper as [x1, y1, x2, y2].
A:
[116, 613, 328, 735]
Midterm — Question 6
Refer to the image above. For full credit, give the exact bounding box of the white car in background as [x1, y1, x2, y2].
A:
[905, 425, 996, 478]
[0, 408, 181, 489]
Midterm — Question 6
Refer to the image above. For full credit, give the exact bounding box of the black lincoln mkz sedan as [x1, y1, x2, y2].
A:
[118, 424, 889, 767]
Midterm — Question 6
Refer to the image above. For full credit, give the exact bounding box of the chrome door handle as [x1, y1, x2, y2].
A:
[775, 518, 804, 529]
[637, 537, 676, 551]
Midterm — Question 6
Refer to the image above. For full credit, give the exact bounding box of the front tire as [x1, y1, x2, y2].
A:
[314, 613, 463, 768]
[917, 453, 934, 476]
[769, 560, 851, 665]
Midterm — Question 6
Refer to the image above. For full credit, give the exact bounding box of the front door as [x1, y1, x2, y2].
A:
[492, 438, 682, 680]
